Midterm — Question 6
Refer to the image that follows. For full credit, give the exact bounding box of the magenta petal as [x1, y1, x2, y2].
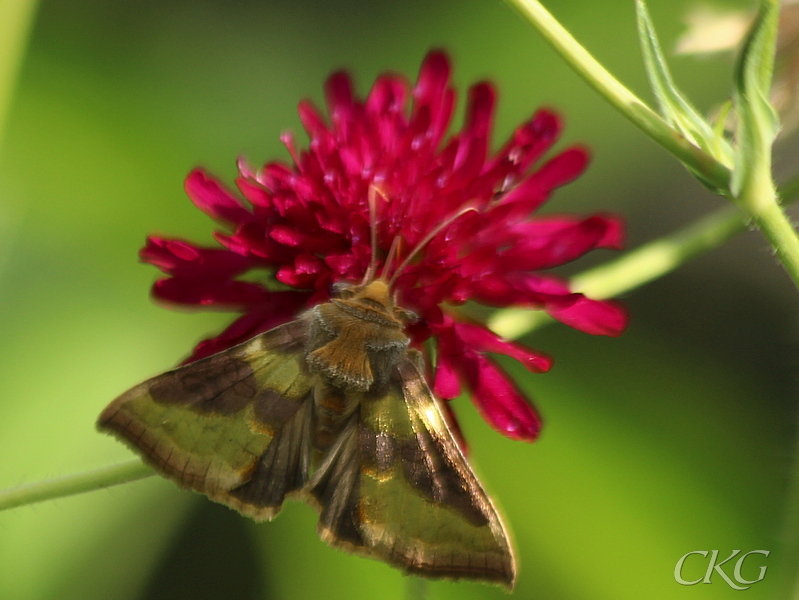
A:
[534, 146, 590, 189]
[450, 83, 494, 182]
[500, 147, 590, 214]
[591, 214, 625, 249]
[513, 272, 572, 295]
[152, 278, 268, 307]
[185, 169, 253, 224]
[463, 353, 542, 442]
[295, 253, 324, 274]
[366, 74, 408, 118]
[453, 322, 553, 373]
[326, 71, 360, 135]
[508, 110, 561, 170]
[269, 225, 305, 246]
[548, 296, 629, 336]
[298, 100, 330, 138]
[326, 72, 354, 111]
[463, 83, 495, 141]
[186, 312, 270, 362]
[324, 252, 358, 273]
[433, 350, 461, 399]
[414, 51, 450, 102]
[459, 273, 551, 307]
[412, 51, 454, 146]
[141, 237, 254, 278]
[212, 232, 252, 256]
[185, 291, 311, 363]
[237, 177, 277, 209]
[276, 254, 326, 288]
[502, 215, 625, 270]
[324, 246, 370, 278]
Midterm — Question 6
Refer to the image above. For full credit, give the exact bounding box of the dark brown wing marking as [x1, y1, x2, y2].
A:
[97, 319, 315, 521]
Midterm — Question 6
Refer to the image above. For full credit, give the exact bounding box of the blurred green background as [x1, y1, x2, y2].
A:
[0, 0, 794, 598]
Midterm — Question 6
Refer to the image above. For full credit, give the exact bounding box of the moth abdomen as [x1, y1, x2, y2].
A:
[312, 381, 359, 451]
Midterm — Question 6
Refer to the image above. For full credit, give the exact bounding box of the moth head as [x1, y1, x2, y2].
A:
[332, 279, 417, 325]
[354, 279, 392, 306]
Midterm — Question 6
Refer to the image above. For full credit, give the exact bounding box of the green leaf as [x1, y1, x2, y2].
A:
[731, 0, 780, 199]
[636, 0, 733, 172]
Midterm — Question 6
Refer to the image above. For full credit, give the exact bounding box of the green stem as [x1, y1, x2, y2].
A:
[500, 0, 731, 191]
[740, 178, 799, 290]
[572, 206, 745, 299]
[0, 459, 153, 511]
[0, 0, 39, 148]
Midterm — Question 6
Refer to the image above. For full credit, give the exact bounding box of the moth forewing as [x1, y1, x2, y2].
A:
[97, 319, 317, 521]
[388, 358, 515, 587]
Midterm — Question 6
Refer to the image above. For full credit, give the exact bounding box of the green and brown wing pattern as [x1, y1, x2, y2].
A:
[305, 354, 516, 588]
[98, 319, 315, 521]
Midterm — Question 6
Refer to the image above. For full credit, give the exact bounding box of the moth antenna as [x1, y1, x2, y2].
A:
[387, 205, 477, 290]
[361, 184, 384, 285]
[379, 234, 402, 281]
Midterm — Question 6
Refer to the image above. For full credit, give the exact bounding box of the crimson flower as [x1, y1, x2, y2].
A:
[141, 51, 627, 444]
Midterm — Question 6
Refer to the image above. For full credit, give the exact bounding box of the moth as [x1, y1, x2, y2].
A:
[98, 199, 516, 588]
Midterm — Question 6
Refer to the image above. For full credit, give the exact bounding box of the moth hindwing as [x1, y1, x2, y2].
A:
[98, 279, 516, 587]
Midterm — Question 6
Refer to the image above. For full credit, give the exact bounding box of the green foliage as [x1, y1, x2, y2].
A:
[731, 0, 780, 199]
[637, 0, 733, 166]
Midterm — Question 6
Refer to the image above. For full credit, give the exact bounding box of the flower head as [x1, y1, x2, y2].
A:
[141, 51, 627, 443]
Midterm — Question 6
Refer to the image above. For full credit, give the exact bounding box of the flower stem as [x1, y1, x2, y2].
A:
[0, 459, 153, 511]
[572, 205, 745, 300]
[739, 179, 799, 290]
[499, 0, 731, 191]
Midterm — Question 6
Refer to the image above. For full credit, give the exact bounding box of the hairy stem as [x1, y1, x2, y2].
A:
[741, 181, 799, 291]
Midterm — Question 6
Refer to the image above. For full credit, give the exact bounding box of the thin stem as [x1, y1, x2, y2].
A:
[500, 0, 731, 191]
[0, 459, 153, 511]
[573, 206, 745, 299]
[741, 180, 799, 290]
